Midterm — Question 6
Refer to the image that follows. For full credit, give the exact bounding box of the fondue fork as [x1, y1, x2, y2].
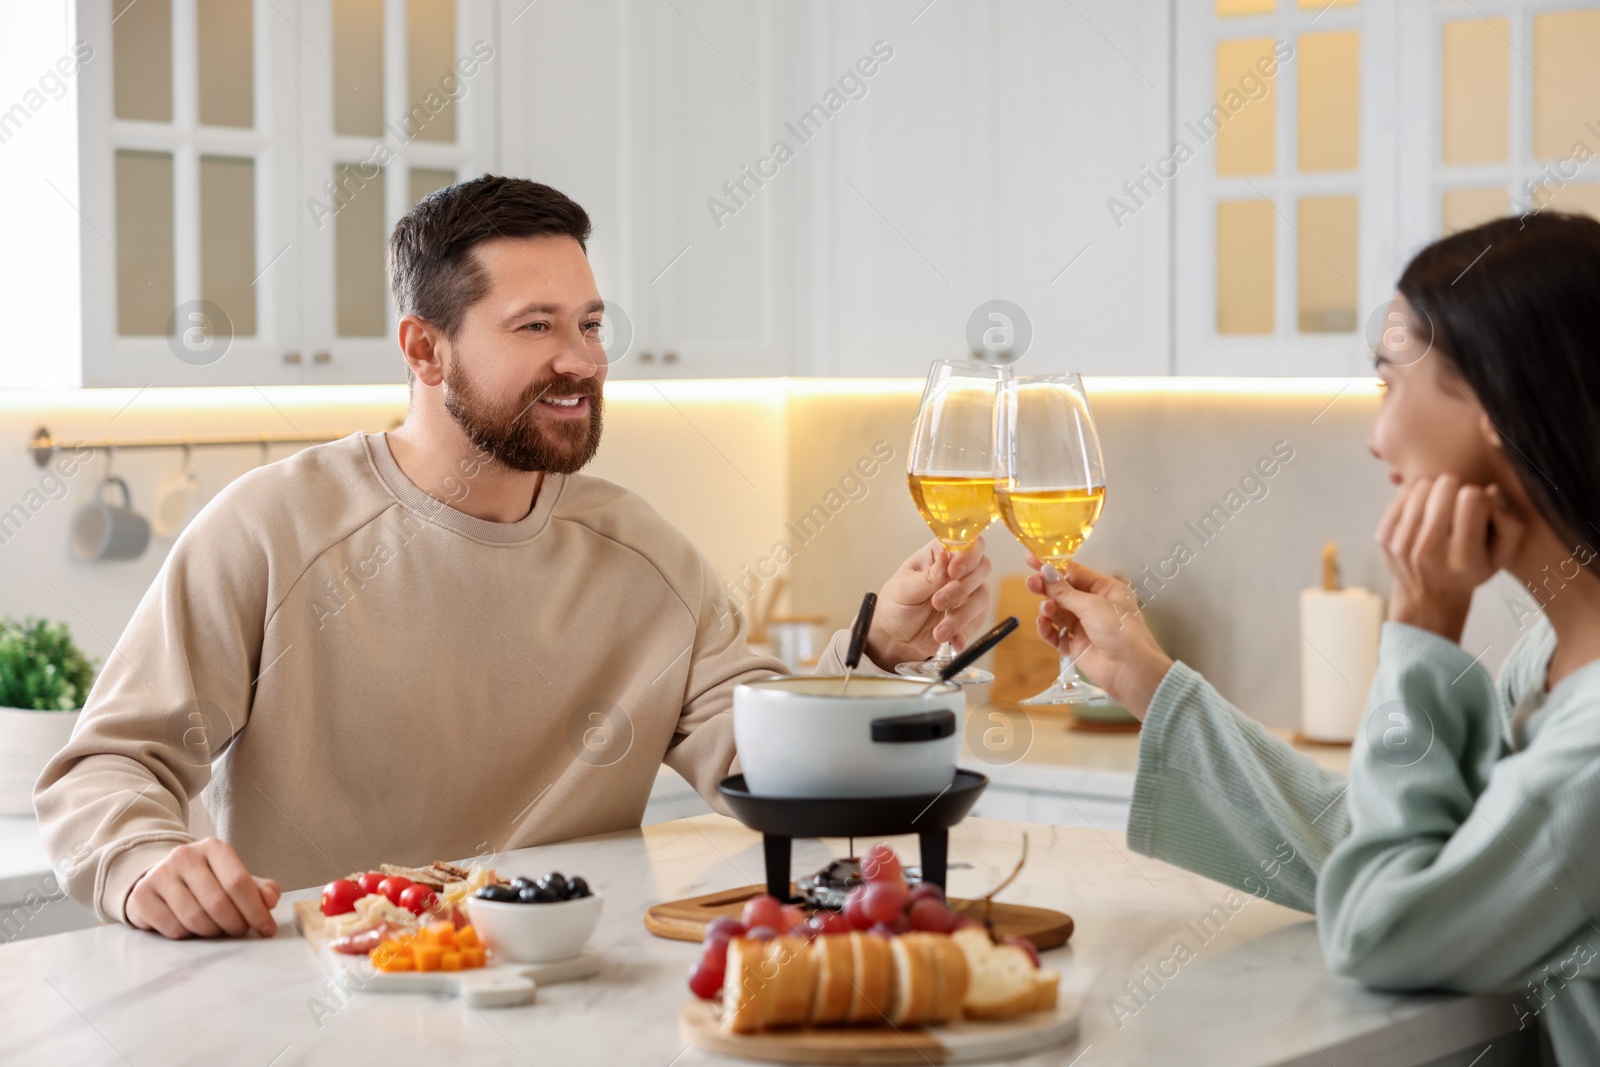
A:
[918, 616, 1020, 694]
[839, 592, 878, 695]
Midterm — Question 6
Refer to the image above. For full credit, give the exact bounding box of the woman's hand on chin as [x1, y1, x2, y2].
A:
[1376, 474, 1526, 642]
[1024, 555, 1174, 720]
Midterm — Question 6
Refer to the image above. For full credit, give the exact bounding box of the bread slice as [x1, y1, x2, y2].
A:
[764, 936, 817, 1027]
[953, 927, 1055, 1021]
[925, 933, 971, 1023]
[721, 937, 774, 1034]
[809, 934, 855, 1025]
[888, 934, 940, 1025]
[845, 932, 894, 1025]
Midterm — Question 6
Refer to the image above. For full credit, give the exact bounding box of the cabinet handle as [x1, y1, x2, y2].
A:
[639, 351, 656, 364]
[663, 351, 679, 365]
[313, 351, 331, 364]
[283, 351, 302, 364]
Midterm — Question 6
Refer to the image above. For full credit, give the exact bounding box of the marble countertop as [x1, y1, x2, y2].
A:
[3, 814, 1516, 1066]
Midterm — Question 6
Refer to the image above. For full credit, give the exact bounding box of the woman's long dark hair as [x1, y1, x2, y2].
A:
[1397, 211, 1600, 565]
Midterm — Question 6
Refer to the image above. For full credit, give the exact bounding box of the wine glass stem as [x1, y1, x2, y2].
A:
[1055, 650, 1078, 688]
[931, 641, 956, 665]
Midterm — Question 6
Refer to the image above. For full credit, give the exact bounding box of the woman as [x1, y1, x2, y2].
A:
[1029, 212, 1600, 1063]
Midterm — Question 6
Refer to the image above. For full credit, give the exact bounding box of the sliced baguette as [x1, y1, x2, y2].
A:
[765, 936, 817, 1027]
[845, 932, 894, 1025]
[926, 932, 971, 1023]
[953, 926, 1055, 1021]
[809, 933, 855, 1025]
[889, 934, 944, 1026]
[721, 937, 774, 1034]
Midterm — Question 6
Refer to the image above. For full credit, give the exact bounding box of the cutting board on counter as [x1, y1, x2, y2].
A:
[644, 885, 1073, 950]
[679, 997, 1081, 1065]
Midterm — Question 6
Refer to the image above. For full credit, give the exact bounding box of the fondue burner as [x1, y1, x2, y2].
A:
[716, 770, 989, 903]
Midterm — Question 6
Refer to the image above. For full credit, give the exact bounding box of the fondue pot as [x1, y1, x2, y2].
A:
[733, 675, 964, 798]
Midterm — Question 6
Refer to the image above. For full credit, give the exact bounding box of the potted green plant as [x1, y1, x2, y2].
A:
[0, 617, 97, 815]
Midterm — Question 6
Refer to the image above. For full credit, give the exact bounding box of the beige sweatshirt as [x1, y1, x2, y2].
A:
[35, 432, 859, 924]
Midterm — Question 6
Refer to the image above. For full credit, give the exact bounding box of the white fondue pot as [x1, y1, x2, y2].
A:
[733, 675, 965, 798]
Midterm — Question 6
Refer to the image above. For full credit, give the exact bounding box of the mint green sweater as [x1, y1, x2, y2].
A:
[1128, 618, 1600, 1064]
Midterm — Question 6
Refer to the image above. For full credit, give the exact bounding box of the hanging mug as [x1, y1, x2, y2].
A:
[153, 466, 201, 538]
[71, 477, 151, 562]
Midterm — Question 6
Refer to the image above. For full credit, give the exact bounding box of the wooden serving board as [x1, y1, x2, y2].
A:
[643, 886, 1074, 951]
[292, 901, 599, 1008]
[679, 996, 1081, 1065]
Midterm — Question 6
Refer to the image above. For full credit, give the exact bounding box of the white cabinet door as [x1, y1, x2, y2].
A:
[297, 0, 498, 386]
[501, 0, 793, 380]
[77, 0, 304, 387]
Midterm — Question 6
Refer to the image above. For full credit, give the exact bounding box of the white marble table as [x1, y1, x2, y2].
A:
[1, 815, 1525, 1067]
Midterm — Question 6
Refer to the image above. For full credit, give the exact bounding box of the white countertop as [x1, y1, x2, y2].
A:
[2, 813, 1516, 1066]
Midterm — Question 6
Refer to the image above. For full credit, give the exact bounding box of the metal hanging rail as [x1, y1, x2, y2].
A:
[28, 424, 396, 468]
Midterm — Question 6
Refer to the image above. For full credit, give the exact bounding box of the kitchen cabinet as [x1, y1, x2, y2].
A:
[501, 0, 797, 380]
[7, 0, 497, 389]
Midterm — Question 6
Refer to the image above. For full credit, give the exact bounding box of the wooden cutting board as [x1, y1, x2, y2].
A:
[679, 997, 1081, 1065]
[644, 885, 1073, 950]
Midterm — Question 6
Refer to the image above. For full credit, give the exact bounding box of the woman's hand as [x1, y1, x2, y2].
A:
[1376, 475, 1525, 642]
[1025, 555, 1173, 720]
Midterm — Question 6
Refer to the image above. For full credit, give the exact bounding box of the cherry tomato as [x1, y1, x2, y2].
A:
[398, 884, 438, 916]
[376, 876, 412, 906]
[356, 872, 386, 896]
[320, 879, 363, 917]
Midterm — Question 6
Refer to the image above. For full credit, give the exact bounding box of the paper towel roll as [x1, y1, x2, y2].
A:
[1299, 588, 1383, 742]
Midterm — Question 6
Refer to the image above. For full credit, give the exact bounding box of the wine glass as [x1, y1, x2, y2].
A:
[895, 361, 1005, 684]
[997, 373, 1108, 704]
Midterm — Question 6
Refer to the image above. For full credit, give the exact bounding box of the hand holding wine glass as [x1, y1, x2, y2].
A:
[998, 373, 1110, 704]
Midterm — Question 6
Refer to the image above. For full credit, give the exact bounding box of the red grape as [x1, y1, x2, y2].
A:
[908, 898, 957, 933]
[860, 845, 903, 884]
[781, 905, 807, 932]
[1003, 935, 1042, 968]
[807, 911, 850, 937]
[704, 917, 746, 946]
[950, 914, 977, 932]
[746, 925, 781, 941]
[907, 883, 946, 904]
[700, 939, 729, 972]
[687, 961, 722, 999]
[867, 922, 898, 939]
[842, 887, 873, 931]
[862, 880, 909, 925]
[741, 894, 786, 932]
[889, 914, 911, 935]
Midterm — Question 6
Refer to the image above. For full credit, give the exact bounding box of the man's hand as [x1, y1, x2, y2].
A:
[1025, 555, 1173, 719]
[864, 537, 993, 670]
[1376, 475, 1525, 642]
[125, 837, 281, 939]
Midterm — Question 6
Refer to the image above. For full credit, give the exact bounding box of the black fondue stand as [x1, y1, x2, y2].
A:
[717, 769, 989, 901]
[720, 611, 1012, 901]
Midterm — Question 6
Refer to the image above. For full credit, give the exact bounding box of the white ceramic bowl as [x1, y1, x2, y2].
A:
[733, 675, 965, 798]
[466, 892, 603, 963]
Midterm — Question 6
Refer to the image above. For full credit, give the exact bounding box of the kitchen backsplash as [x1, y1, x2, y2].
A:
[0, 381, 1535, 729]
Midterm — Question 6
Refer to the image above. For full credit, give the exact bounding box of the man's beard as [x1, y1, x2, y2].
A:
[442, 358, 604, 475]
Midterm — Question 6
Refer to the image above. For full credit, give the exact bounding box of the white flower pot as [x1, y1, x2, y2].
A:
[0, 706, 80, 816]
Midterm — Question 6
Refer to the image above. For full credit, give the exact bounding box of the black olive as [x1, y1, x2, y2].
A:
[475, 885, 516, 903]
[518, 885, 545, 904]
[510, 876, 536, 891]
[530, 885, 561, 904]
[565, 876, 591, 899]
[536, 873, 569, 900]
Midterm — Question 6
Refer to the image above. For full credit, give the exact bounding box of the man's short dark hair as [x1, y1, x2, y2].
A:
[387, 174, 592, 346]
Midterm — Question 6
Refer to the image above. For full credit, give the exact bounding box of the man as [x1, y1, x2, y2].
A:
[34, 176, 992, 940]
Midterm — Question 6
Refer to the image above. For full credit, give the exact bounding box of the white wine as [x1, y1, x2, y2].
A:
[908, 473, 1000, 549]
[997, 485, 1106, 562]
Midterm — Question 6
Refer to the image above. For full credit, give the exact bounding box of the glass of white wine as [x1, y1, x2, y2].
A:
[896, 360, 1006, 684]
[998, 373, 1108, 704]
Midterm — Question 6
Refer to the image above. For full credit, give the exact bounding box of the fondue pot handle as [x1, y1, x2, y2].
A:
[870, 709, 956, 743]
